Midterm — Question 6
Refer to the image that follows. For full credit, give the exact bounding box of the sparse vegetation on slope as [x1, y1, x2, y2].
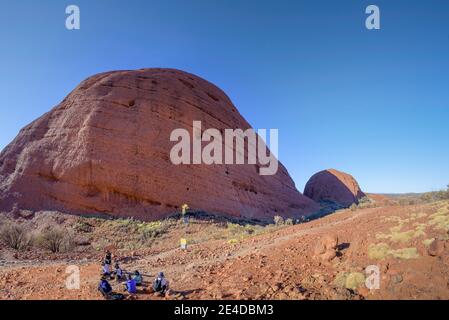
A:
[1, 196, 449, 300]
[0, 223, 31, 251]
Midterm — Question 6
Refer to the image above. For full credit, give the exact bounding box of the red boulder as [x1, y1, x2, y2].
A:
[304, 169, 365, 207]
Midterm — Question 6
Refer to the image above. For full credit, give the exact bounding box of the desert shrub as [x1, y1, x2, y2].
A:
[420, 187, 449, 203]
[140, 228, 161, 242]
[428, 206, 449, 230]
[244, 225, 255, 234]
[273, 215, 284, 226]
[226, 223, 257, 237]
[390, 247, 419, 259]
[368, 243, 391, 260]
[368, 243, 419, 260]
[422, 238, 435, 247]
[285, 218, 294, 225]
[376, 227, 425, 243]
[420, 193, 434, 203]
[36, 227, 74, 253]
[139, 221, 170, 244]
[296, 216, 309, 224]
[357, 197, 376, 209]
[73, 220, 94, 233]
[345, 272, 366, 290]
[0, 223, 31, 250]
[350, 204, 357, 211]
[334, 271, 366, 290]
[333, 272, 350, 288]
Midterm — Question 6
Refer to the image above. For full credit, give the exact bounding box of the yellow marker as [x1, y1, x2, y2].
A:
[180, 238, 187, 249]
[181, 204, 189, 215]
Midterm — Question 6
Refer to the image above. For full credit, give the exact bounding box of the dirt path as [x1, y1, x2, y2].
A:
[1, 203, 449, 300]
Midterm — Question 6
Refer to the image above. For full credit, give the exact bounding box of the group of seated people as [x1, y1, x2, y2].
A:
[98, 251, 169, 300]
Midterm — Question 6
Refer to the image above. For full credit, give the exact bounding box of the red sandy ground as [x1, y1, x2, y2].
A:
[1, 201, 449, 300]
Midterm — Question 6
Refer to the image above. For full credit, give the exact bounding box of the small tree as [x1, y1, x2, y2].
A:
[0, 223, 31, 250]
[273, 215, 284, 226]
[37, 228, 67, 253]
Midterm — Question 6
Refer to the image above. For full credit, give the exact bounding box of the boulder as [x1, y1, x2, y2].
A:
[0, 68, 319, 222]
[314, 234, 339, 262]
[304, 169, 365, 207]
[428, 239, 445, 257]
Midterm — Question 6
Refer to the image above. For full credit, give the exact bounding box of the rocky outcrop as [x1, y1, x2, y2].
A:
[313, 234, 339, 262]
[427, 239, 446, 257]
[304, 169, 365, 207]
[0, 68, 319, 221]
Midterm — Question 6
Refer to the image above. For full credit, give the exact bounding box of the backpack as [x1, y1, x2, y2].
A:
[153, 278, 162, 292]
[109, 293, 125, 300]
[100, 280, 112, 293]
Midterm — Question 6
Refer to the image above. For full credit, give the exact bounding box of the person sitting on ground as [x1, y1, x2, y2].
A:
[102, 262, 111, 278]
[105, 250, 112, 265]
[133, 270, 143, 286]
[124, 274, 137, 294]
[152, 272, 169, 296]
[98, 275, 113, 298]
[114, 263, 124, 282]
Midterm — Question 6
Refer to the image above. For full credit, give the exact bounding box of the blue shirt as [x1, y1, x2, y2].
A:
[126, 279, 137, 293]
[99, 280, 112, 294]
[133, 274, 143, 285]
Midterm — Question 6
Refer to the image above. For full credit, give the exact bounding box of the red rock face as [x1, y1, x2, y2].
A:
[303, 169, 365, 207]
[0, 68, 319, 222]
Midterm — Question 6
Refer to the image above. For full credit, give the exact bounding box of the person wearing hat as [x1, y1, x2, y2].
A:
[98, 275, 113, 298]
[133, 270, 143, 286]
[114, 263, 124, 282]
[152, 272, 169, 296]
[124, 274, 137, 294]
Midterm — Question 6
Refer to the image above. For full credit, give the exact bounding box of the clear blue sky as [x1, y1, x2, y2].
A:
[0, 0, 448, 193]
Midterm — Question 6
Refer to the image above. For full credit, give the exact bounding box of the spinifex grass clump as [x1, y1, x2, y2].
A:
[368, 243, 419, 260]
[428, 203, 449, 230]
[333, 272, 366, 290]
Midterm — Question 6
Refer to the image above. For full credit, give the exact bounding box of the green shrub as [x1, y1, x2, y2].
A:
[0, 223, 31, 250]
[390, 247, 419, 259]
[368, 243, 419, 260]
[333, 272, 366, 290]
[368, 243, 391, 260]
[273, 215, 284, 226]
[420, 187, 449, 203]
[422, 238, 435, 247]
[36, 228, 74, 253]
[73, 220, 94, 233]
[139, 221, 170, 244]
[345, 272, 366, 290]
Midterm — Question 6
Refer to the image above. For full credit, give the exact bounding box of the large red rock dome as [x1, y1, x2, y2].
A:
[0, 68, 319, 221]
[303, 169, 365, 207]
